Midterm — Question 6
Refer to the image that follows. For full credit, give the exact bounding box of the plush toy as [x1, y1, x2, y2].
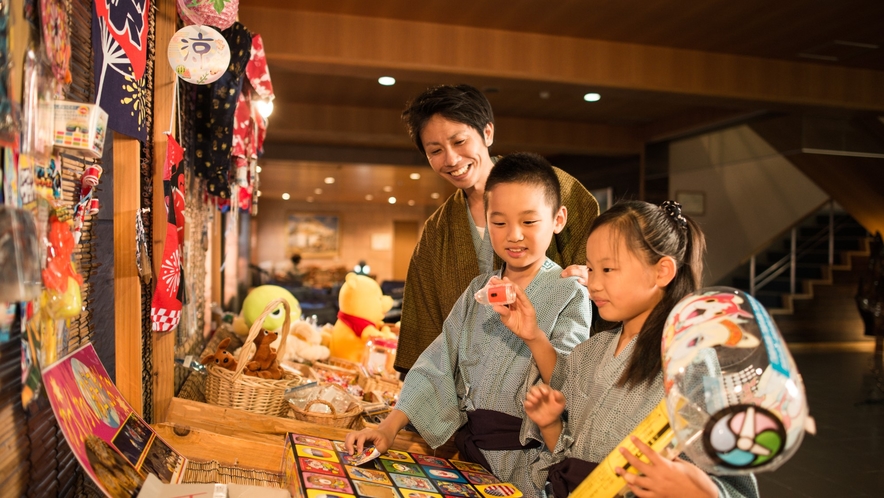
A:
[234, 285, 301, 338]
[330, 273, 397, 363]
[244, 328, 282, 379]
[273, 320, 331, 363]
[200, 337, 238, 371]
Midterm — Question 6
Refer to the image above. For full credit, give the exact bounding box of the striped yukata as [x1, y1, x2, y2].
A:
[396, 259, 591, 497]
[522, 329, 760, 497]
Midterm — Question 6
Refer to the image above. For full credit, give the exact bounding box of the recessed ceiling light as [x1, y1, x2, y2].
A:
[365, 194, 374, 201]
[409, 173, 421, 180]
[388, 196, 397, 204]
[314, 188, 323, 195]
[407, 200, 416, 206]
[306, 196, 314, 203]
[539, 91, 550, 99]
[583, 92, 601, 102]
[383, 186, 393, 192]
[324, 177, 335, 184]
[256, 190, 262, 197]
[281, 192, 291, 200]
[255, 165, 262, 173]
[378, 76, 396, 86]
[430, 192, 440, 199]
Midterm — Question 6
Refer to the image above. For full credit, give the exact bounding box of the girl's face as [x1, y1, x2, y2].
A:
[585, 224, 666, 332]
[486, 182, 566, 279]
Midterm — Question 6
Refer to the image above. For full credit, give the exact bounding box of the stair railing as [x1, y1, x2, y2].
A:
[749, 200, 848, 297]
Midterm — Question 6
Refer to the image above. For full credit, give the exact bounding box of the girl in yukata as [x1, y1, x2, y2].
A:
[518, 200, 760, 497]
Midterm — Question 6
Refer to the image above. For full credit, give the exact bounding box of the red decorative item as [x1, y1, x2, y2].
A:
[150, 137, 185, 332]
[42, 217, 83, 291]
[177, 0, 239, 31]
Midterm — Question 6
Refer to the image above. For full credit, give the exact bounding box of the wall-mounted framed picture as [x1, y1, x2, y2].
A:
[286, 213, 340, 258]
[675, 191, 706, 216]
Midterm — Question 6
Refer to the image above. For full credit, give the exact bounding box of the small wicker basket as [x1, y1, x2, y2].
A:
[204, 298, 303, 417]
[289, 388, 363, 429]
[359, 374, 403, 395]
[313, 357, 363, 385]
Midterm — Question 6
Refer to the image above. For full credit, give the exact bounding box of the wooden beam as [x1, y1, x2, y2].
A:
[268, 102, 641, 155]
[164, 397, 459, 458]
[154, 423, 284, 471]
[151, 0, 177, 425]
[113, 133, 142, 414]
[240, 8, 884, 111]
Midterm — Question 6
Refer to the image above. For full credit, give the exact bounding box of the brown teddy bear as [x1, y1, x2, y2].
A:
[244, 329, 283, 379]
[200, 337, 238, 371]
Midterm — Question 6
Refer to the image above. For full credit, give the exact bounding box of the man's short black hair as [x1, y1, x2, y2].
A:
[484, 152, 561, 214]
[401, 84, 494, 155]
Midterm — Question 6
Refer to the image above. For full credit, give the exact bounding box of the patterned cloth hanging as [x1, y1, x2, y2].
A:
[41, 0, 71, 85]
[92, 0, 151, 141]
[150, 136, 185, 332]
[190, 21, 251, 200]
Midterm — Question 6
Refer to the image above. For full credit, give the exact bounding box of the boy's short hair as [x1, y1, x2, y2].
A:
[401, 84, 495, 155]
[484, 152, 562, 214]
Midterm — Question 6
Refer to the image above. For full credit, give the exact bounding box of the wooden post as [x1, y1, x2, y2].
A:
[113, 133, 143, 415]
[151, 0, 177, 423]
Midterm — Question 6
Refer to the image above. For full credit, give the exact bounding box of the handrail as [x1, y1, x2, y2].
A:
[749, 200, 851, 299]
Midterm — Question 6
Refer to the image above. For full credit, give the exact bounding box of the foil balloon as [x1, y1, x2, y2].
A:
[662, 287, 810, 474]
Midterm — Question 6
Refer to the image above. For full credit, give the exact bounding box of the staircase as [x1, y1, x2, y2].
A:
[728, 211, 872, 343]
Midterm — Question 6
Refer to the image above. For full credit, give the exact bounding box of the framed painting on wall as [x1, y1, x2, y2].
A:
[287, 213, 340, 258]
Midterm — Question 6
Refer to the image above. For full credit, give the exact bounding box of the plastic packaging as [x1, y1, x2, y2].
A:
[0, 206, 42, 301]
[474, 282, 516, 306]
[362, 338, 398, 375]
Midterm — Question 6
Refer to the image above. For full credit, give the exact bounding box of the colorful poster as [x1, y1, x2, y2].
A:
[43, 343, 187, 497]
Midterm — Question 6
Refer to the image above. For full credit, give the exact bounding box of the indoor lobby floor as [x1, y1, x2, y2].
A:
[755, 345, 884, 497]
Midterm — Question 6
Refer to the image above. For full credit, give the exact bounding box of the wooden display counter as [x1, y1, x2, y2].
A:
[158, 397, 459, 474]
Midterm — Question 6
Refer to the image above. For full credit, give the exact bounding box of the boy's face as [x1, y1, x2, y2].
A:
[486, 182, 566, 276]
[420, 114, 494, 191]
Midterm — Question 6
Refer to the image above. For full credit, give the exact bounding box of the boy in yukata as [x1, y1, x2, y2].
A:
[347, 152, 590, 496]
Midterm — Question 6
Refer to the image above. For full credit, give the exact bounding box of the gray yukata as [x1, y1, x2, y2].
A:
[396, 259, 591, 496]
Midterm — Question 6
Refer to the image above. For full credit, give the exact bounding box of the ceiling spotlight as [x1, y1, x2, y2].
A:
[256, 190, 262, 197]
[583, 92, 601, 102]
[365, 194, 374, 201]
[430, 192, 440, 199]
[256, 99, 274, 117]
[378, 76, 396, 86]
[281, 192, 291, 200]
[306, 196, 314, 203]
[388, 197, 397, 204]
[255, 165, 262, 173]
[407, 200, 416, 206]
[324, 177, 335, 184]
[383, 186, 393, 192]
[539, 91, 550, 99]
[409, 173, 421, 180]
[314, 188, 323, 195]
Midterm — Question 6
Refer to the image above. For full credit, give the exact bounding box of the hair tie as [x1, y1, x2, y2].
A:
[660, 200, 688, 230]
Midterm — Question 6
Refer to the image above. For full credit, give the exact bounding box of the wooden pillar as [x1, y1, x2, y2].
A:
[151, 0, 177, 423]
[113, 133, 143, 415]
[638, 144, 646, 202]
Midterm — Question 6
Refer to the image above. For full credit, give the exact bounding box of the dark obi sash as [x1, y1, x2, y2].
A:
[546, 457, 598, 497]
[454, 409, 541, 471]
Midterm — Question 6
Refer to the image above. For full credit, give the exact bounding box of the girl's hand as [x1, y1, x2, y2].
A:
[561, 264, 587, 286]
[491, 277, 542, 343]
[523, 384, 566, 429]
[615, 437, 718, 498]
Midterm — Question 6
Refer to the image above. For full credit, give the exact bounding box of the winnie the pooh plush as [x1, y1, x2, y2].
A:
[330, 273, 397, 363]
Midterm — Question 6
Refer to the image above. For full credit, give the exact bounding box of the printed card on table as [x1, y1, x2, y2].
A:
[282, 433, 521, 498]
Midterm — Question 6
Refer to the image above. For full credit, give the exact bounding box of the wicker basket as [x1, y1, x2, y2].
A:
[359, 374, 403, 395]
[313, 357, 363, 385]
[289, 390, 363, 429]
[205, 298, 303, 417]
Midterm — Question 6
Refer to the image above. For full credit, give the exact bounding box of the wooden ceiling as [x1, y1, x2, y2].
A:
[239, 0, 884, 206]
